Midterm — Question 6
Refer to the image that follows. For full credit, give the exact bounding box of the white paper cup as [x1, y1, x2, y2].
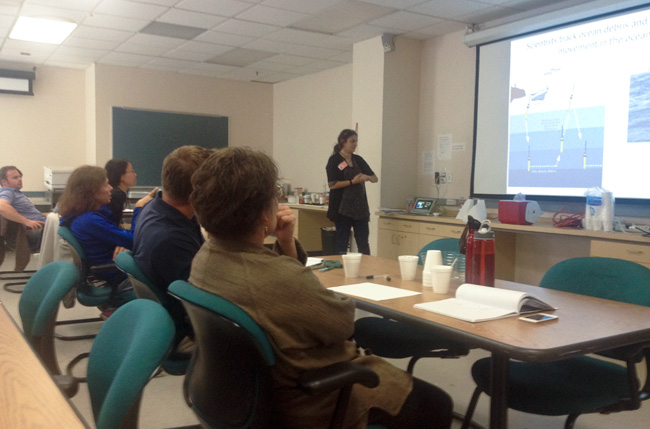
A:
[398, 255, 419, 281]
[422, 270, 433, 287]
[431, 265, 453, 294]
[342, 254, 362, 278]
[423, 250, 443, 272]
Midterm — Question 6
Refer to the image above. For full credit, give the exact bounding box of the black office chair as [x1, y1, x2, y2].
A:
[115, 250, 191, 375]
[462, 257, 650, 429]
[168, 280, 385, 429]
[0, 215, 36, 293]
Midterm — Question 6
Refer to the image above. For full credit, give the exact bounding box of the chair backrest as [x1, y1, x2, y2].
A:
[57, 225, 86, 274]
[0, 214, 31, 271]
[87, 299, 174, 429]
[417, 237, 462, 265]
[18, 261, 79, 374]
[540, 257, 650, 306]
[115, 250, 168, 304]
[168, 280, 275, 428]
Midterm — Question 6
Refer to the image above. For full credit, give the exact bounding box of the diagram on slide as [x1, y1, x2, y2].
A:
[507, 71, 605, 189]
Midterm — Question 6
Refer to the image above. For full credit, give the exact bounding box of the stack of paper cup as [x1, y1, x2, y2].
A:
[422, 270, 433, 287]
[342, 253, 362, 278]
[423, 250, 442, 272]
[601, 191, 614, 232]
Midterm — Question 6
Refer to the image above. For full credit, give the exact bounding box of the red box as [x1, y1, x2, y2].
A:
[498, 200, 534, 225]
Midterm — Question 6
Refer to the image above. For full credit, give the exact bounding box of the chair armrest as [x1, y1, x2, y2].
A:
[53, 374, 79, 398]
[298, 361, 379, 396]
[89, 263, 117, 274]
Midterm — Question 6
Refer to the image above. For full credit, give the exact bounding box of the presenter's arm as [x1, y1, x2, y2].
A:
[0, 199, 44, 230]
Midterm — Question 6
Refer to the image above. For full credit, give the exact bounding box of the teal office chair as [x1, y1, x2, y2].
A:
[462, 257, 650, 429]
[168, 280, 385, 429]
[115, 250, 191, 375]
[18, 260, 80, 397]
[87, 299, 175, 429]
[355, 238, 470, 373]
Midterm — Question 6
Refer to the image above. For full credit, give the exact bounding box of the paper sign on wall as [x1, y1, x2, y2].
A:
[422, 150, 435, 175]
[438, 134, 452, 160]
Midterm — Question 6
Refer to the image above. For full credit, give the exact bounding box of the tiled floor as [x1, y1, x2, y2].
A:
[2, 251, 649, 428]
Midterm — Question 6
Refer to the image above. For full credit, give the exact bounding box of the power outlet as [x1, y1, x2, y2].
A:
[439, 172, 446, 184]
[447, 173, 453, 183]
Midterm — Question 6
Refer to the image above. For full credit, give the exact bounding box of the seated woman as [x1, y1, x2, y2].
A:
[104, 158, 137, 226]
[189, 147, 453, 429]
[58, 165, 155, 311]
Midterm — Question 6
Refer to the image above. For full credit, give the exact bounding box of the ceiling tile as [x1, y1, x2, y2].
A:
[280, 43, 342, 60]
[260, 0, 343, 14]
[147, 56, 197, 69]
[408, 0, 490, 20]
[264, 54, 314, 66]
[64, 36, 122, 50]
[45, 59, 91, 68]
[81, 13, 149, 32]
[207, 47, 276, 66]
[127, 33, 187, 47]
[135, 0, 185, 6]
[94, 0, 167, 21]
[256, 71, 300, 83]
[246, 60, 292, 72]
[98, 51, 156, 66]
[156, 8, 226, 29]
[183, 62, 238, 75]
[20, 3, 90, 22]
[292, 0, 395, 34]
[212, 19, 280, 37]
[163, 48, 219, 62]
[116, 42, 171, 56]
[175, 0, 253, 17]
[54, 45, 108, 59]
[368, 11, 442, 31]
[72, 25, 134, 42]
[194, 30, 255, 47]
[25, 0, 101, 11]
[266, 28, 328, 45]
[236, 5, 309, 26]
[310, 34, 355, 50]
[336, 23, 389, 41]
[140, 21, 206, 40]
[360, 0, 427, 8]
[242, 38, 296, 54]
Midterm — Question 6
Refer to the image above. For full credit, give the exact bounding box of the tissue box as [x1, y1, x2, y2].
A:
[498, 200, 542, 225]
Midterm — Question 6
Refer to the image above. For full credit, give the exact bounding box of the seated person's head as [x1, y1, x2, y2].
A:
[191, 147, 278, 241]
[59, 166, 112, 217]
[105, 158, 136, 190]
[0, 165, 23, 189]
[162, 146, 213, 204]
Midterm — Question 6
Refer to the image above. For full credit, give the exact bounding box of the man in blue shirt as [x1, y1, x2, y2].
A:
[0, 166, 46, 250]
[133, 146, 212, 346]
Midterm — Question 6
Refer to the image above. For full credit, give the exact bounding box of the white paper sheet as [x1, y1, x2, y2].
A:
[306, 257, 324, 267]
[329, 283, 421, 301]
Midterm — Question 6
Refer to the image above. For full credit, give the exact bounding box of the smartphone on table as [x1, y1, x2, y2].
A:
[519, 313, 558, 323]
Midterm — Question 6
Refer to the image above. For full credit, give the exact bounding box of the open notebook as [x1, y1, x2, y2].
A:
[414, 283, 556, 322]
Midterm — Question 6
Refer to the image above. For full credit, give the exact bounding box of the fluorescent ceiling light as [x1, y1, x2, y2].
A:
[10, 16, 77, 44]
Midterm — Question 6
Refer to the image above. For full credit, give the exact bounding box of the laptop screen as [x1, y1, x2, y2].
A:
[412, 197, 435, 215]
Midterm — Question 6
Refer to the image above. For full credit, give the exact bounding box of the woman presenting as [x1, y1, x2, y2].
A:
[326, 129, 377, 254]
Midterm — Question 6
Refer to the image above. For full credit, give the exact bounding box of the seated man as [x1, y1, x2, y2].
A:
[133, 145, 212, 345]
[0, 166, 46, 251]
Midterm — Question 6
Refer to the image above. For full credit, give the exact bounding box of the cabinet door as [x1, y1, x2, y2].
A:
[397, 231, 420, 257]
[377, 228, 398, 259]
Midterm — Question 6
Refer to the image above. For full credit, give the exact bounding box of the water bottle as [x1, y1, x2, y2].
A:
[469, 220, 495, 287]
[461, 216, 482, 284]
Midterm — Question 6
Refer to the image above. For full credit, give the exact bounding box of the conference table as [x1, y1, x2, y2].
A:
[314, 255, 650, 429]
[0, 300, 87, 428]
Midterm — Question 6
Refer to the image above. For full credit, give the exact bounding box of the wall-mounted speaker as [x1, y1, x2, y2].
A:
[382, 34, 394, 53]
[0, 68, 36, 95]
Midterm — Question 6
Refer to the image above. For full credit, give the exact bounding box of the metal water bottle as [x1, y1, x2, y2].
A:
[469, 220, 495, 287]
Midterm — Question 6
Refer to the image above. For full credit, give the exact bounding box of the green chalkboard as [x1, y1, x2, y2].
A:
[112, 107, 228, 186]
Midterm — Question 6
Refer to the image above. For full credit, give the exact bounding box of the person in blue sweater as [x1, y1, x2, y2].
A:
[58, 165, 156, 313]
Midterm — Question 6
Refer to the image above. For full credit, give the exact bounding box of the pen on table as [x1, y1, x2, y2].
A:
[366, 274, 391, 281]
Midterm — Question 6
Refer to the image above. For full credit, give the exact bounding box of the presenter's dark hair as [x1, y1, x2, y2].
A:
[58, 166, 108, 217]
[0, 165, 22, 181]
[162, 145, 213, 203]
[104, 158, 130, 188]
[333, 129, 357, 154]
[191, 147, 278, 240]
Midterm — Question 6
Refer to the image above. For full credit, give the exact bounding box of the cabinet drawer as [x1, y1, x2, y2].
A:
[397, 221, 420, 233]
[378, 218, 397, 230]
[420, 223, 464, 238]
[591, 240, 650, 264]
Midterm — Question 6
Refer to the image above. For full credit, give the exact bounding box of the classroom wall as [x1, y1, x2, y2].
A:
[92, 64, 274, 168]
[273, 63, 353, 193]
[417, 30, 477, 203]
[0, 65, 87, 190]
